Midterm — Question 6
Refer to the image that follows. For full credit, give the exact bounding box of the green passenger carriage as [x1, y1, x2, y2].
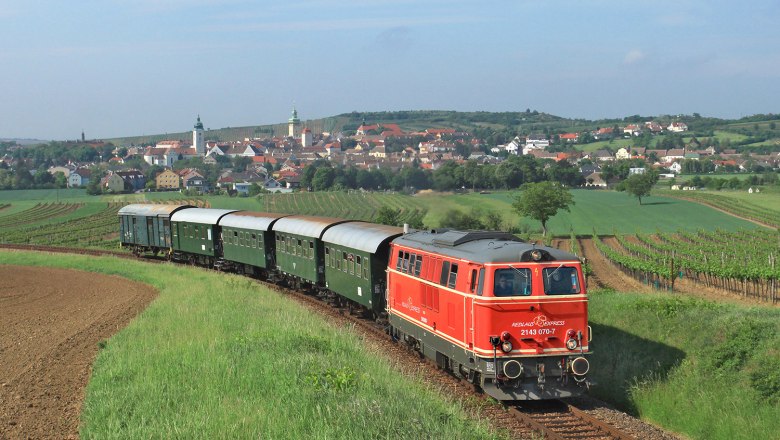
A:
[170, 208, 237, 265]
[321, 222, 403, 315]
[118, 204, 193, 255]
[272, 216, 350, 286]
[218, 211, 289, 274]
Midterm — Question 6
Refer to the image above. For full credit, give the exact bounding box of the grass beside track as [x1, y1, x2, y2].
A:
[589, 289, 780, 440]
[0, 252, 506, 439]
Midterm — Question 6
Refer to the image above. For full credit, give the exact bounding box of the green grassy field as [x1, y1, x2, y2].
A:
[427, 190, 763, 235]
[1, 188, 766, 246]
[1, 252, 506, 439]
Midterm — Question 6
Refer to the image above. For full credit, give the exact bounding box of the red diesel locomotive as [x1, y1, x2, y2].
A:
[386, 229, 591, 400]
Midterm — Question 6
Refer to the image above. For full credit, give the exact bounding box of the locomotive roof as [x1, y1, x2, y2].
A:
[219, 211, 289, 231]
[117, 204, 194, 218]
[322, 222, 403, 253]
[273, 215, 352, 239]
[170, 208, 238, 225]
[392, 229, 579, 264]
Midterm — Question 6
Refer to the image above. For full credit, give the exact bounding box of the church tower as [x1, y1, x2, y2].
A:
[193, 115, 205, 156]
[288, 107, 301, 138]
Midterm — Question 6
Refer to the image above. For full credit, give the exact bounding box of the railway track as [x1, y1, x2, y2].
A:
[2, 243, 639, 440]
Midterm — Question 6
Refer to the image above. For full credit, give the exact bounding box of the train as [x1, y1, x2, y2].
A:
[119, 204, 592, 400]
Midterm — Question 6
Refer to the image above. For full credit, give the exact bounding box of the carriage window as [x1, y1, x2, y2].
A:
[440, 261, 451, 286]
[396, 250, 403, 270]
[543, 266, 581, 295]
[233, 231, 238, 245]
[356, 256, 362, 278]
[447, 264, 458, 288]
[251, 233, 257, 248]
[325, 247, 330, 266]
[494, 268, 532, 297]
[297, 239, 302, 256]
[414, 256, 423, 277]
[477, 268, 485, 296]
[309, 241, 314, 259]
[363, 266, 369, 279]
[349, 254, 355, 275]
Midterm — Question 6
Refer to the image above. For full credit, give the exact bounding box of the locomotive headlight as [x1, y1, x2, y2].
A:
[530, 250, 542, 261]
[566, 338, 579, 350]
[500, 341, 513, 353]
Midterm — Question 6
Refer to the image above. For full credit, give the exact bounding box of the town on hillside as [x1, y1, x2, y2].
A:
[1, 110, 779, 194]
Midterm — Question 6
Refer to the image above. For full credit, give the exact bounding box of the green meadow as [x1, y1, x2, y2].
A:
[421, 190, 762, 235]
[1, 188, 765, 244]
[589, 290, 780, 440]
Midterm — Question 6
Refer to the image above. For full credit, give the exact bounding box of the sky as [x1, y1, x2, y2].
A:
[1, 0, 778, 140]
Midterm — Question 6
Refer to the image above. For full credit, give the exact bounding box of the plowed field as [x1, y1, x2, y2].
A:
[0, 265, 156, 439]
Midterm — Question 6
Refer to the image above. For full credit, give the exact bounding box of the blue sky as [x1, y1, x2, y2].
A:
[1, 0, 778, 140]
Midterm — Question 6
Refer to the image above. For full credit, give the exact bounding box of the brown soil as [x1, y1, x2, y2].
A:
[578, 237, 654, 293]
[0, 265, 157, 439]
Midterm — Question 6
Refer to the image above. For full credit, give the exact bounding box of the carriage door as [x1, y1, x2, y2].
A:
[163, 220, 171, 247]
[146, 218, 155, 247]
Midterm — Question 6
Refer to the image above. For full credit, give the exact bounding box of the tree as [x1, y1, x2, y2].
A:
[374, 206, 401, 226]
[512, 181, 574, 236]
[619, 172, 659, 205]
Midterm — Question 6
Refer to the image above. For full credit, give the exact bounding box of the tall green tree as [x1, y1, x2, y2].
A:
[618, 171, 659, 205]
[512, 181, 574, 236]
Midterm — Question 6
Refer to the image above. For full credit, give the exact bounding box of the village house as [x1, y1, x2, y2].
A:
[68, 168, 91, 188]
[156, 168, 180, 190]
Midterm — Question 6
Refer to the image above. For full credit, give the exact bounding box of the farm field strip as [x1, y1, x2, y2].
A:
[258, 192, 428, 224]
[0, 203, 123, 249]
[0, 202, 83, 228]
[659, 190, 780, 228]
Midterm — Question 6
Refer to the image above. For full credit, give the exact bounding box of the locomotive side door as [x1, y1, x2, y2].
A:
[467, 266, 483, 348]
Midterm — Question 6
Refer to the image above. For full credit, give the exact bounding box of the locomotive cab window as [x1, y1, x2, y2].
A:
[543, 266, 581, 295]
[493, 268, 532, 297]
[413, 256, 422, 276]
[396, 250, 403, 270]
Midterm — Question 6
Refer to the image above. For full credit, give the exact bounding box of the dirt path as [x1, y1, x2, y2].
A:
[577, 238, 654, 293]
[0, 265, 157, 439]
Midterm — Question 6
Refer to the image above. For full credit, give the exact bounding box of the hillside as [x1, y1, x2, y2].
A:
[100, 110, 780, 153]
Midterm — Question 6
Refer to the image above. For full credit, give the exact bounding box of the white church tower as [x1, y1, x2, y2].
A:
[193, 115, 205, 156]
[288, 107, 301, 138]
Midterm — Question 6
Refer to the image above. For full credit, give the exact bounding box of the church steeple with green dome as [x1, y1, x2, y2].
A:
[193, 114, 205, 155]
[288, 106, 301, 138]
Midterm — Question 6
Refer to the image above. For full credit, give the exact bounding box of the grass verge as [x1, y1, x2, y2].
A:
[588, 289, 780, 440]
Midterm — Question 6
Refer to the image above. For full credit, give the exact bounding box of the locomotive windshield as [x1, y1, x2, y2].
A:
[493, 268, 531, 297]
[543, 266, 581, 295]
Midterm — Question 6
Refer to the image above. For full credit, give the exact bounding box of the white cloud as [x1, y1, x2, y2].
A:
[624, 49, 645, 65]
